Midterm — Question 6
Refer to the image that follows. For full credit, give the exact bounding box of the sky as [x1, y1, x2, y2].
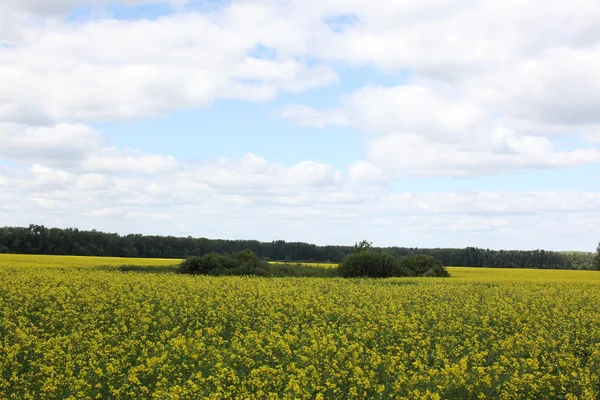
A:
[0, 0, 599, 251]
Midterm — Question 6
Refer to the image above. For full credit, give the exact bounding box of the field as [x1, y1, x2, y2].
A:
[0, 253, 181, 269]
[1, 255, 600, 399]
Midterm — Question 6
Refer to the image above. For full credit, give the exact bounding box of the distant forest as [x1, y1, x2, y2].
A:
[0, 224, 595, 270]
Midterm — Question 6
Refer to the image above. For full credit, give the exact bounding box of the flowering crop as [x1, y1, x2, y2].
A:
[0, 254, 181, 269]
[1, 256, 600, 399]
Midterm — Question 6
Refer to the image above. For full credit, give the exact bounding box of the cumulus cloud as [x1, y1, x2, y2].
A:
[0, 6, 338, 124]
[463, 46, 600, 131]
[282, 85, 600, 177]
[0, 123, 178, 174]
[2, 0, 600, 250]
[175, 154, 341, 191]
[81, 149, 178, 174]
[584, 129, 600, 144]
[363, 131, 600, 178]
[0, 123, 101, 165]
[0, 0, 191, 44]
[2, 154, 600, 250]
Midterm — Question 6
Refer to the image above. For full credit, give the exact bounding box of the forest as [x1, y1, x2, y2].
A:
[0, 224, 596, 270]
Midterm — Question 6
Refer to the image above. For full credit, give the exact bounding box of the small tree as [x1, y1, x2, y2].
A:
[594, 242, 600, 271]
[338, 251, 406, 278]
[354, 239, 373, 253]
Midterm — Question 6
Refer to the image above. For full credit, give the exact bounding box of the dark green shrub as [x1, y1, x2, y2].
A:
[265, 263, 339, 277]
[338, 252, 408, 278]
[338, 252, 448, 278]
[400, 255, 449, 277]
[179, 250, 268, 276]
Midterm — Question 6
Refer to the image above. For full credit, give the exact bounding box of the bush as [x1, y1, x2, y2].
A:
[338, 252, 408, 278]
[179, 250, 268, 276]
[400, 255, 449, 277]
[265, 263, 339, 278]
[338, 252, 449, 278]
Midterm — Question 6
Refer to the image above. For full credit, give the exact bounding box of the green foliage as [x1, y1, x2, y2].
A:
[264, 263, 339, 278]
[594, 243, 600, 271]
[400, 254, 450, 277]
[561, 251, 595, 270]
[338, 251, 449, 278]
[0, 224, 597, 270]
[338, 252, 407, 278]
[353, 239, 373, 253]
[179, 250, 268, 276]
[180, 253, 340, 278]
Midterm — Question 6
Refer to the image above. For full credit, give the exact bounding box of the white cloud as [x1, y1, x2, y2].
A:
[347, 161, 384, 183]
[364, 131, 600, 178]
[0, 0, 192, 44]
[0, 123, 178, 174]
[233, 58, 339, 94]
[1, 0, 180, 16]
[277, 105, 349, 129]
[584, 129, 600, 144]
[2, 154, 600, 250]
[81, 149, 178, 174]
[305, 0, 600, 81]
[282, 85, 600, 177]
[176, 154, 341, 191]
[338, 85, 488, 140]
[0, 123, 101, 165]
[2, 0, 600, 251]
[0, 7, 338, 124]
[463, 46, 600, 130]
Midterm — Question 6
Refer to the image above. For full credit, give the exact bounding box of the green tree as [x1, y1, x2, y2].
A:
[338, 251, 405, 278]
[594, 242, 600, 271]
[353, 239, 373, 253]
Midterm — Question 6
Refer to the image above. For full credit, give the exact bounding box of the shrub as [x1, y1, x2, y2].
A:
[179, 250, 268, 276]
[400, 255, 449, 277]
[338, 252, 449, 278]
[265, 263, 339, 278]
[338, 252, 408, 278]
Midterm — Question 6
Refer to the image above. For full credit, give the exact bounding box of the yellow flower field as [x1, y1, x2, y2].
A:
[0, 253, 181, 269]
[1, 254, 600, 399]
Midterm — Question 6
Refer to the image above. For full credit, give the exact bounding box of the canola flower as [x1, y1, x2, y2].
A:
[1, 255, 600, 399]
[0, 254, 181, 269]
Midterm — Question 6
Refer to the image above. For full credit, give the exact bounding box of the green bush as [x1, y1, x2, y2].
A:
[179, 250, 268, 276]
[338, 252, 449, 278]
[400, 255, 449, 277]
[264, 263, 339, 278]
[338, 252, 408, 278]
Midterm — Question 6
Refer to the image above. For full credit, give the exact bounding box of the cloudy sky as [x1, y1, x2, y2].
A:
[1, 0, 599, 250]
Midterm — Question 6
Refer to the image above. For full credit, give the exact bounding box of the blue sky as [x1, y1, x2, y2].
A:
[1, 0, 600, 250]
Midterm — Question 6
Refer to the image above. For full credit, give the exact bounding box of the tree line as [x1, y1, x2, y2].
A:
[0, 224, 597, 270]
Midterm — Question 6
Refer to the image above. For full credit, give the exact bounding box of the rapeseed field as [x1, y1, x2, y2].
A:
[0, 253, 181, 269]
[1, 255, 600, 399]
